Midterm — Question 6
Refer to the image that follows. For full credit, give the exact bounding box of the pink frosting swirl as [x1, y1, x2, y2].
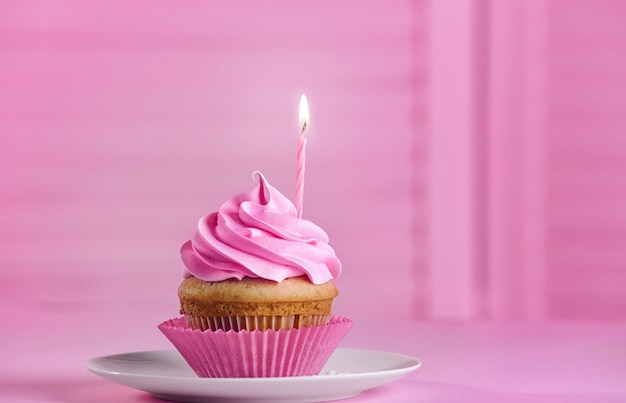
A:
[181, 172, 341, 284]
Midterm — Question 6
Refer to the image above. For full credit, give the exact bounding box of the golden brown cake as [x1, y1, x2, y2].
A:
[178, 276, 338, 331]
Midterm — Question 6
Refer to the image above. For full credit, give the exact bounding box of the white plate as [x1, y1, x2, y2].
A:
[86, 348, 421, 403]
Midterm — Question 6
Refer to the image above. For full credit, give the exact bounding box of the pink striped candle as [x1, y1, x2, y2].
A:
[296, 94, 309, 218]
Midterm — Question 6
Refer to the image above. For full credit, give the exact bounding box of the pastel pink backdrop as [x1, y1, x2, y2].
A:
[2, 0, 626, 334]
[0, 0, 425, 333]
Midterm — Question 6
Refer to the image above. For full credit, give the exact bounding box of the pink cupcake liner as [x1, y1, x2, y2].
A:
[158, 316, 353, 378]
[184, 313, 331, 331]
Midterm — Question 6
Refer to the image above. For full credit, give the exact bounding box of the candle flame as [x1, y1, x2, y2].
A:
[299, 94, 310, 133]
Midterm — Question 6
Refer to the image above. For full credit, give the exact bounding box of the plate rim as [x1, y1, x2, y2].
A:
[86, 347, 422, 382]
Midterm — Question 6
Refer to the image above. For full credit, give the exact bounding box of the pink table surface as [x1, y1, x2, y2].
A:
[2, 303, 625, 403]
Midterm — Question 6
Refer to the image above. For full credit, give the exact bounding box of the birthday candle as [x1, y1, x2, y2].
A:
[296, 94, 309, 218]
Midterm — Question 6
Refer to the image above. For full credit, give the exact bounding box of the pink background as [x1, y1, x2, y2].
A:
[3, 0, 625, 321]
[1, 0, 626, 401]
[1, 0, 422, 321]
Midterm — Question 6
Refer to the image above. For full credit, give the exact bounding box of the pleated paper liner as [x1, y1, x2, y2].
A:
[158, 316, 353, 378]
[183, 313, 331, 331]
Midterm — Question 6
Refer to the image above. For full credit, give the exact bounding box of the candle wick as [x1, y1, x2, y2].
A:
[301, 121, 307, 134]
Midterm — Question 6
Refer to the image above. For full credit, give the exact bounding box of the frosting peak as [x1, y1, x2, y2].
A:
[181, 172, 341, 284]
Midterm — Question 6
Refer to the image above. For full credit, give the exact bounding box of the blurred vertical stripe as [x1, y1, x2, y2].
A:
[543, 0, 626, 318]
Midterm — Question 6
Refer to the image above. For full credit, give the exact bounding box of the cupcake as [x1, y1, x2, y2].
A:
[158, 172, 351, 378]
